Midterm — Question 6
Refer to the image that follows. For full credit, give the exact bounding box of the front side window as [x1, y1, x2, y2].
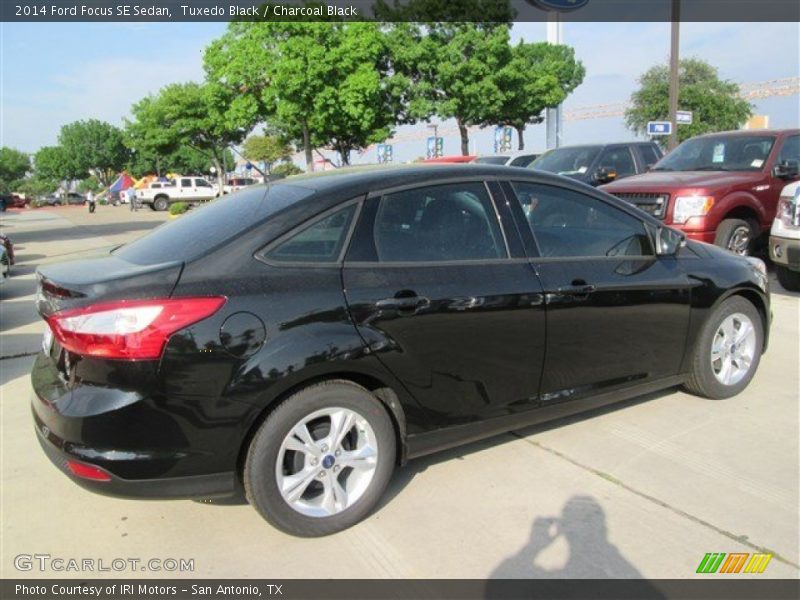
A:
[638, 145, 661, 168]
[777, 135, 800, 163]
[511, 182, 653, 258]
[196, 179, 212, 188]
[265, 204, 357, 263]
[373, 183, 506, 262]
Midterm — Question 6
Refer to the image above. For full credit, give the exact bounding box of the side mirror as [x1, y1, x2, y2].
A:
[594, 166, 617, 184]
[774, 159, 799, 179]
[656, 227, 686, 256]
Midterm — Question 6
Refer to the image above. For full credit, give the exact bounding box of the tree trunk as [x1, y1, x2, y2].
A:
[516, 125, 525, 151]
[213, 155, 225, 195]
[457, 118, 469, 156]
[339, 145, 350, 166]
[303, 122, 314, 172]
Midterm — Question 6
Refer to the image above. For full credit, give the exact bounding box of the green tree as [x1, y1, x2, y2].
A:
[626, 58, 753, 147]
[271, 162, 303, 178]
[126, 82, 253, 190]
[0, 147, 31, 192]
[205, 20, 404, 168]
[57, 119, 129, 186]
[387, 22, 513, 155]
[242, 135, 291, 173]
[16, 176, 59, 198]
[77, 176, 103, 193]
[33, 146, 79, 181]
[491, 42, 585, 150]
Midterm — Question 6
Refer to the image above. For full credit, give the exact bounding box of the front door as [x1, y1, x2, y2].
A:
[507, 180, 693, 403]
[342, 181, 546, 428]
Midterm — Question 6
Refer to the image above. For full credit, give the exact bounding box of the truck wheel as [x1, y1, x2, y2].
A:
[776, 265, 800, 292]
[244, 380, 396, 537]
[714, 218, 758, 256]
[153, 197, 169, 212]
[683, 296, 762, 399]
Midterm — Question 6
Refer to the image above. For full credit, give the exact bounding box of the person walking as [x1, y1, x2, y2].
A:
[126, 187, 137, 212]
[86, 190, 96, 213]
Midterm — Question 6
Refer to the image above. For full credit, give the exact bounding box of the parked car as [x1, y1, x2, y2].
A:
[223, 177, 259, 195]
[0, 233, 15, 267]
[769, 181, 800, 291]
[422, 155, 477, 163]
[137, 176, 218, 211]
[32, 165, 770, 537]
[530, 142, 663, 186]
[43, 192, 85, 206]
[474, 151, 542, 168]
[602, 129, 800, 256]
[0, 193, 26, 210]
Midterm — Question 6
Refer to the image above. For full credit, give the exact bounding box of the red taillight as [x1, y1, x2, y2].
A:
[47, 296, 226, 360]
[66, 460, 112, 482]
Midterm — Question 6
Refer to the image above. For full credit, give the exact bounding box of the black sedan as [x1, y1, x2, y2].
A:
[43, 192, 86, 206]
[31, 165, 770, 536]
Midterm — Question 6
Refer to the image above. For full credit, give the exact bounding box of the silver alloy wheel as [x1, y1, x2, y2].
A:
[727, 226, 751, 256]
[710, 312, 757, 386]
[275, 407, 379, 518]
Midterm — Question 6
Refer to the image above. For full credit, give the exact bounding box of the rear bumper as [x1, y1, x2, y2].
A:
[33, 416, 235, 499]
[769, 235, 800, 270]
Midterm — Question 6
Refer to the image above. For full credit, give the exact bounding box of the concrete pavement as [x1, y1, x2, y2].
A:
[1, 205, 798, 579]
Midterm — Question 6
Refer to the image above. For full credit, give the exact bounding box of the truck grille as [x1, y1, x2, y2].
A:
[613, 193, 669, 219]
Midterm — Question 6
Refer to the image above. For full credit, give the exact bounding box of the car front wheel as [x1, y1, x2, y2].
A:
[244, 380, 396, 537]
[683, 296, 763, 399]
[715, 218, 758, 256]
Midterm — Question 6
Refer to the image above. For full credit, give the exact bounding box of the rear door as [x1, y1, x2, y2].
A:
[342, 180, 546, 427]
[506, 180, 692, 403]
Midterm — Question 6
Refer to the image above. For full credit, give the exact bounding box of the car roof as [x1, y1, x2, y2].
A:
[267, 164, 591, 202]
[691, 128, 800, 139]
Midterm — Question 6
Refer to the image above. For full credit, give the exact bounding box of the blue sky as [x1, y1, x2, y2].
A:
[1, 21, 798, 164]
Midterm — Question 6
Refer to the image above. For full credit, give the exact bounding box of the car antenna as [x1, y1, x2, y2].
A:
[228, 146, 269, 179]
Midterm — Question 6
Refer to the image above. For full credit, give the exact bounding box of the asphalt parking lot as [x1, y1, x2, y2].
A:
[1, 205, 798, 579]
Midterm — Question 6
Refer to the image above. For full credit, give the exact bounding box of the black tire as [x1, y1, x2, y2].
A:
[776, 265, 800, 292]
[714, 218, 758, 256]
[244, 380, 396, 537]
[153, 197, 169, 212]
[683, 296, 763, 399]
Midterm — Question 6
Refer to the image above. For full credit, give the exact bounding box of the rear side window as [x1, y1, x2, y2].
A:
[181, 178, 192, 187]
[264, 204, 357, 264]
[114, 184, 314, 265]
[371, 182, 506, 262]
[511, 182, 653, 258]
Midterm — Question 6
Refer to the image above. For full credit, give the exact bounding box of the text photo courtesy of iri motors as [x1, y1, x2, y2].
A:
[0, 1, 798, 599]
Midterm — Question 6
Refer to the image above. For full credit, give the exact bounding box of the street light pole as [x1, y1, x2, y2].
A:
[668, 0, 681, 151]
[546, 12, 564, 150]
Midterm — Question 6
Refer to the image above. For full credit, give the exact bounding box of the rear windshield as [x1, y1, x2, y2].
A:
[114, 184, 314, 265]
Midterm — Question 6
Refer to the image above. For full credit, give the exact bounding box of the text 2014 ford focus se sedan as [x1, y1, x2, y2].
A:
[31, 165, 770, 536]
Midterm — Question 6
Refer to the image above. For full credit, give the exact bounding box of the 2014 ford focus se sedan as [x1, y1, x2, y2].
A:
[31, 165, 770, 536]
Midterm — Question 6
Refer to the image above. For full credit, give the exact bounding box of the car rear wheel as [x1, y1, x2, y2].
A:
[715, 218, 758, 256]
[683, 296, 762, 399]
[153, 197, 169, 212]
[244, 380, 396, 537]
[775, 265, 800, 292]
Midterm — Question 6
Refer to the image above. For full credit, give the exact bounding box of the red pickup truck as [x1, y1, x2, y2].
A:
[602, 129, 800, 255]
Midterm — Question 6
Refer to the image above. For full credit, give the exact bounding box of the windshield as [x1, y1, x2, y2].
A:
[474, 156, 508, 165]
[530, 146, 602, 176]
[114, 184, 315, 265]
[653, 135, 776, 172]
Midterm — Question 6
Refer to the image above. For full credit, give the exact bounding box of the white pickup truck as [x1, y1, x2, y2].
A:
[770, 181, 800, 291]
[137, 176, 218, 211]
